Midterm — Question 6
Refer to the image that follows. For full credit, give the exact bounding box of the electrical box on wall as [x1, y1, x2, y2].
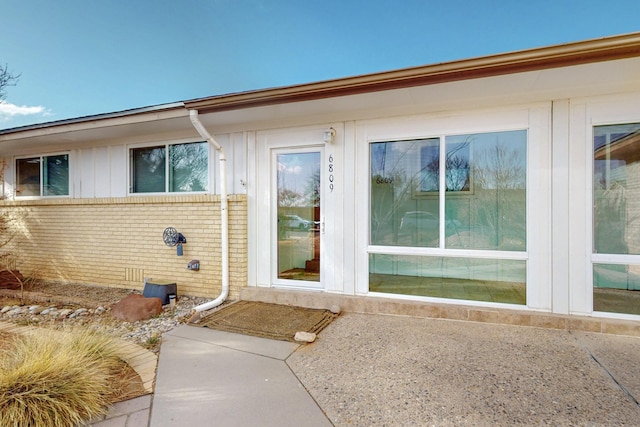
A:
[187, 260, 200, 271]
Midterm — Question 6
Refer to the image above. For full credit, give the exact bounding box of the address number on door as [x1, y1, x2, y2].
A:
[328, 154, 335, 192]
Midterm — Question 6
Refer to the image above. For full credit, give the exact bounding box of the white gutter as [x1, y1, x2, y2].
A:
[189, 110, 229, 315]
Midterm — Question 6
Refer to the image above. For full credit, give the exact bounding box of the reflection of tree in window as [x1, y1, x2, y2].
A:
[304, 169, 320, 207]
[131, 142, 208, 193]
[43, 155, 69, 196]
[370, 139, 440, 246]
[276, 153, 319, 208]
[445, 142, 470, 191]
[593, 124, 640, 256]
[369, 132, 527, 250]
[426, 140, 471, 192]
[459, 135, 526, 251]
[278, 188, 301, 207]
[132, 147, 165, 193]
[169, 142, 208, 192]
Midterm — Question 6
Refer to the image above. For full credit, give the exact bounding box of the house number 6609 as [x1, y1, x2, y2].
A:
[328, 154, 335, 192]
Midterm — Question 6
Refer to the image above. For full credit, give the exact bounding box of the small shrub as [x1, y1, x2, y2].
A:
[145, 334, 160, 348]
[0, 328, 122, 426]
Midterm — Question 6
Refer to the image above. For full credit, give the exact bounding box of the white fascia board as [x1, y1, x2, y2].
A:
[0, 104, 188, 142]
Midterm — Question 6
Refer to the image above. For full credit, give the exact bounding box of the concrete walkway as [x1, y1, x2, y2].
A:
[150, 325, 331, 426]
[147, 314, 640, 426]
[94, 312, 640, 426]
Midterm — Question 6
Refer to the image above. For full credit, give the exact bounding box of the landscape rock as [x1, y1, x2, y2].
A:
[29, 305, 44, 314]
[1, 284, 211, 353]
[294, 331, 317, 343]
[58, 309, 73, 318]
[111, 294, 163, 322]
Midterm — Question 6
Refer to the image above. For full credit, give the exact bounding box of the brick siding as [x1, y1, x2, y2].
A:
[1, 194, 247, 299]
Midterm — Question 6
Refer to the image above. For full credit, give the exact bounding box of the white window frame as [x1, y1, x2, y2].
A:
[253, 124, 343, 293]
[14, 152, 71, 199]
[127, 139, 210, 196]
[574, 92, 640, 319]
[355, 104, 552, 310]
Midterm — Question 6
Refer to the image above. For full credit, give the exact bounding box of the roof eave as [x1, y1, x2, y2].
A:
[0, 102, 186, 137]
[185, 32, 640, 114]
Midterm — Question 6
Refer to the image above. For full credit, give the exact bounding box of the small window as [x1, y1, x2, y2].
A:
[16, 154, 69, 197]
[130, 142, 208, 194]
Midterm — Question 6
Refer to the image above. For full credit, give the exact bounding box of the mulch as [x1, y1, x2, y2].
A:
[196, 300, 338, 342]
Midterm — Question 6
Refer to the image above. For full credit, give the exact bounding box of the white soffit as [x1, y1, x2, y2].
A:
[196, 56, 640, 132]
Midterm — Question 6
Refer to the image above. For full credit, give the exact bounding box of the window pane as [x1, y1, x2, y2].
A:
[16, 158, 40, 197]
[277, 152, 321, 282]
[131, 146, 166, 193]
[43, 154, 69, 196]
[370, 254, 526, 304]
[370, 138, 440, 247]
[593, 123, 640, 255]
[169, 142, 208, 192]
[593, 263, 640, 315]
[445, 131, 527, 251]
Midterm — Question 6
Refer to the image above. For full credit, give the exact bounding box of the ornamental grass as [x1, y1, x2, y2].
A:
[0, 328, 122, 427]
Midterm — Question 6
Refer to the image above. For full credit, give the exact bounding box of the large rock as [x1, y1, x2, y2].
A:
[111, 294, 162, 322]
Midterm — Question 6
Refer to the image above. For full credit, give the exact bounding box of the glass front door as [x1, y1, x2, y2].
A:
[274, 149, 322, 285]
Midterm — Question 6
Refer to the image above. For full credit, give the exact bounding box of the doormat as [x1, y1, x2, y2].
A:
[195, 300, 338, 342]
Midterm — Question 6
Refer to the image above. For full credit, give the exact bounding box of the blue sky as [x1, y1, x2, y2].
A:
[1, 0, 640, 130]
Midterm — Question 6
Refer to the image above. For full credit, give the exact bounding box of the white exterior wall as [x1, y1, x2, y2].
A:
[244, 58, 640, 320]
[3, 54, 640, 321]
[3, 133, 247, 199]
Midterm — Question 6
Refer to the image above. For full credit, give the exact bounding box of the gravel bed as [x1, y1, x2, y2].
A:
[0, 283, 218, 353]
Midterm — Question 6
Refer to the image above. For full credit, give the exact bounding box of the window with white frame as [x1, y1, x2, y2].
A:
[370, 130, 527, 250]
[369, 129, 527, 305]
[16, 154, 69, 197]
[592, 122, 640, 315]
[129, 141, 208, 194]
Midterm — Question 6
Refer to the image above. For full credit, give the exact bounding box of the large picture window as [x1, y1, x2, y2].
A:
[16, 154, 69, 197]
[130, 142, 208, 194]
[593, 123, 640, 315]
[370, 130, 527, 250]
[369, 129, 527, 304]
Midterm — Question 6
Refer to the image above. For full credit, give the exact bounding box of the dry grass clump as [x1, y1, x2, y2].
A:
[0, 328, 122, 426]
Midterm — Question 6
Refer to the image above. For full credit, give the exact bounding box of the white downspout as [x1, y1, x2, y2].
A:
[189, 110, 229, 315]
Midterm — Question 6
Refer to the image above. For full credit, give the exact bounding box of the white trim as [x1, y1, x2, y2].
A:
[526, 105, 553, 311]
[341, 121, 357, 295]
[126, 137, 211, 196]
[247, 131, 258, 287]
[13, 151, 72, 200]
[592, 254, 640, 265]
[367, 245, 527, 260]
[255, 124, 341, 292]
[270, 145, 325, 290]
[356, 103, 552, 307]
[551, 99, 570, 314]
[367, 291, 537, 311]
[572, 91, 640, 317]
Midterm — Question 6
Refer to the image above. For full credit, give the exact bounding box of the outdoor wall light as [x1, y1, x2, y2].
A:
[323, 127, 336, 144]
